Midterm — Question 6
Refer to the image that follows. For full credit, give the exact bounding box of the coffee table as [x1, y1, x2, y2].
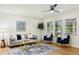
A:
[25, 39, 41, 46]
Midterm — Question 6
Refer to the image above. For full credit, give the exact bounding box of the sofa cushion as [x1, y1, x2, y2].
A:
[46, 33, 51, 38]
[28, 34, 33, 39]
[21, 34, 25, 39]
[24, 34, 28, 39]
[17, 34, 22, 40]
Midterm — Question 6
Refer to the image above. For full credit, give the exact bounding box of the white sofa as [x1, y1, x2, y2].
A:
[8, 34, 37, 47]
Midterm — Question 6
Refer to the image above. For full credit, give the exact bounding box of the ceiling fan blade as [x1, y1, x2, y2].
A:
[41, 10, 51, 12]
[54, 4, 57, 7]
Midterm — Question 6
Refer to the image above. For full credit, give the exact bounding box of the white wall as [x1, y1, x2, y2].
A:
[43, 10, 79, 48]
[0, 12, 41, 45]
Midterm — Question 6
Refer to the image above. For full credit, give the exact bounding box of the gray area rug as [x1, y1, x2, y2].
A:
[8, 45, 58, 55]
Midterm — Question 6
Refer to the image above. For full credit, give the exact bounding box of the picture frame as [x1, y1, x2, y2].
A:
[16, 21, 26, 31]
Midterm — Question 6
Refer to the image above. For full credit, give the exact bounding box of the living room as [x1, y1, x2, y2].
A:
[0, 4, 79, 55]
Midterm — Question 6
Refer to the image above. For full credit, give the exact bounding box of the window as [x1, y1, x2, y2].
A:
[65, 18, 76, 35]
[55, 20, 62, 36]
[65, 20, 73, 34]
[47, 22, 53, 33]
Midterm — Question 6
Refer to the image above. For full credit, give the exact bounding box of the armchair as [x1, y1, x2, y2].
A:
[57, 35, 70, 44]
[44, 34, 53, 41]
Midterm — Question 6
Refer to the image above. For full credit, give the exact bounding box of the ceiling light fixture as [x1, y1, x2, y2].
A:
[59, 9, 63, 12]
[50, 10, 54, 12]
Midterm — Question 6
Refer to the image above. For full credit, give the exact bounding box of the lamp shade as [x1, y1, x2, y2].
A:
[0, 28, 7, 40]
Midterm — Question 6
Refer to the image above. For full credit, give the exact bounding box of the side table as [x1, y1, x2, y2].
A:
[0, 39, 6, 48]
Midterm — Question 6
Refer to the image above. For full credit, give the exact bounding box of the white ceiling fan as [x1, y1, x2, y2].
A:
[41, 4, 63, 13]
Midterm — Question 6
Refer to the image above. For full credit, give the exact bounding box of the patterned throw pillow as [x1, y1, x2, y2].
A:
[21, 34, 25, 39]
[24, 34, 28, 39]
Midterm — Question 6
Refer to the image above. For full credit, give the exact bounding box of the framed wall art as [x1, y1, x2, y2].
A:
[16, 21, 26, 31]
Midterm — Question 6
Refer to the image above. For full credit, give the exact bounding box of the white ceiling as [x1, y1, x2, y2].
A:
[0, 4, 79, 18]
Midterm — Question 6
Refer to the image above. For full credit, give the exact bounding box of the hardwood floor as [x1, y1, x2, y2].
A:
[48, 43, 79, 55]
[0, 41, 79, 55]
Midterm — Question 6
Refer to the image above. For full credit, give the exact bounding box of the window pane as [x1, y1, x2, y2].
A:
[65, 18, 76, 35]
[55, 20, 62, 36]
[47, 22, 53, 32]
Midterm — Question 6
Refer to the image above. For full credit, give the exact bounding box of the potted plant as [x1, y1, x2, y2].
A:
[37, 22, 44, 30]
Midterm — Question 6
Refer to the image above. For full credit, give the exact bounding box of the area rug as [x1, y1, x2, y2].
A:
[8, 45, 58, 55]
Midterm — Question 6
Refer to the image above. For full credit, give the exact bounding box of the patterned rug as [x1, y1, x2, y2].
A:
[8, 45, 58, 55]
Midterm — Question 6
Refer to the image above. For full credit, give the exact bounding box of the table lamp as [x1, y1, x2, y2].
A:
[0, 28, 7, 47]
[0, 28, 7, 40]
